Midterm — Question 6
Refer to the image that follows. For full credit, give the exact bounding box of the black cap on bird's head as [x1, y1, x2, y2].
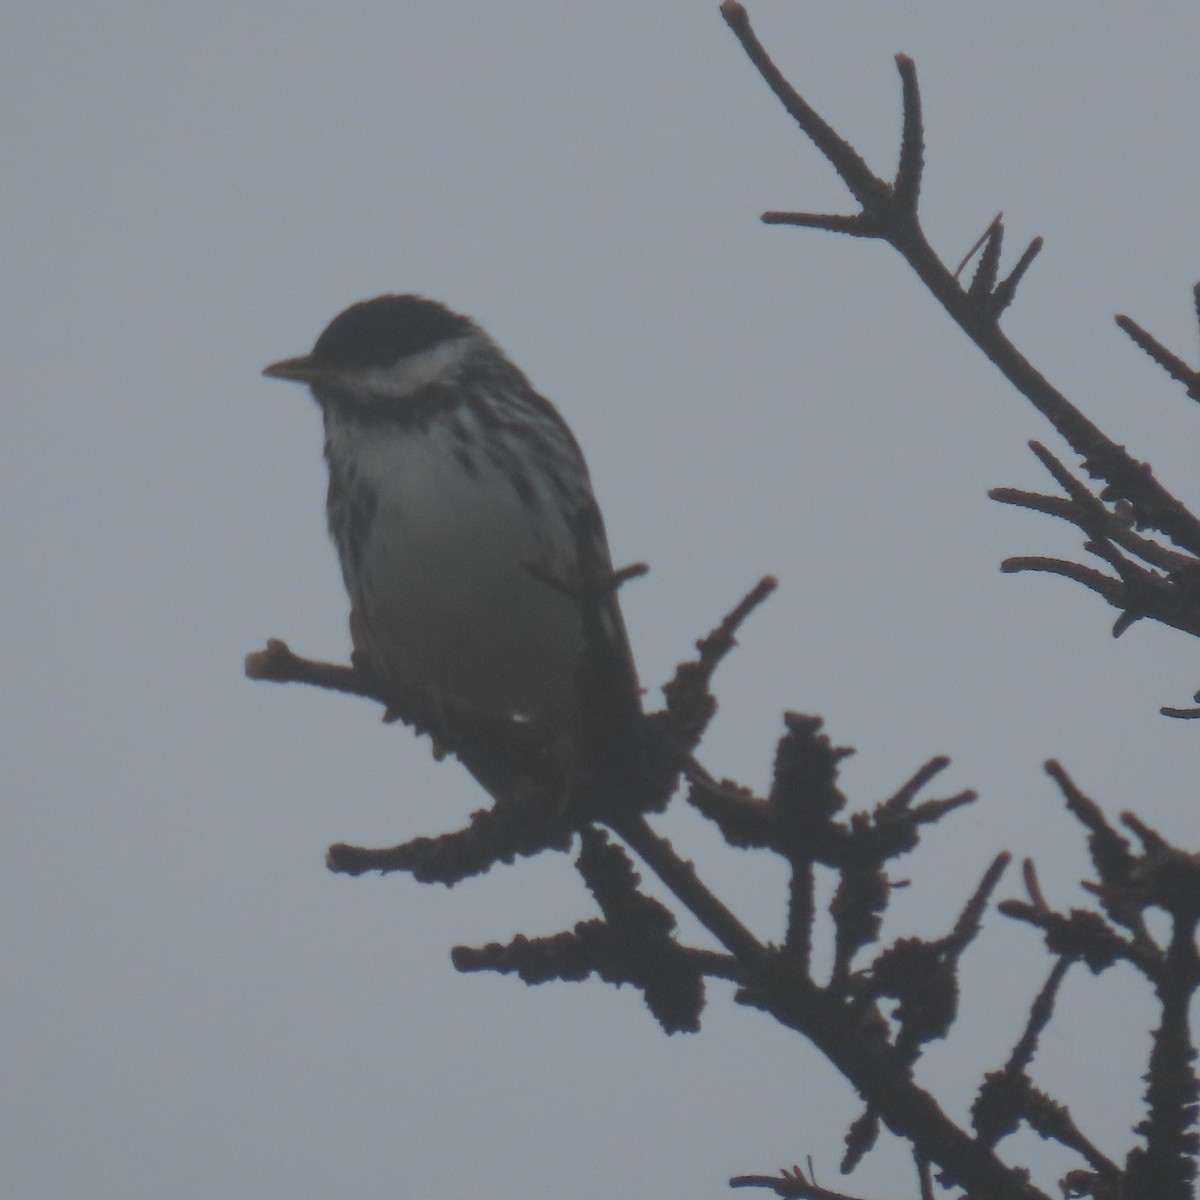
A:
[263, 294, 475, 384]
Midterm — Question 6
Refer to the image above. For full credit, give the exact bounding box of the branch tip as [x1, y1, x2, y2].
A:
[1115, 312, 1200, 400]
[992, 236, 1043, 316]
[893, 53, 924, 213]
[955, 212, 1003, 282]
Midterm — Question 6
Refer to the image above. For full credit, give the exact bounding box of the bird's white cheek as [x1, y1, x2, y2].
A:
[350, 335, 479, 402]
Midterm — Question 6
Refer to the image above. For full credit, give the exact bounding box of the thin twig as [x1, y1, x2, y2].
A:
[607, 812, 769, 967]
[722, 4, 1200, 561]
[1115, 313, 1200, 401]
[719, 3, 887, 210]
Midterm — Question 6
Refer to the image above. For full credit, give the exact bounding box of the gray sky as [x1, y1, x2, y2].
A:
[5, 3, 1200, 1197]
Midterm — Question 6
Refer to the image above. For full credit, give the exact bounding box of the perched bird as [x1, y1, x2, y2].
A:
[263, 294, 639, 793]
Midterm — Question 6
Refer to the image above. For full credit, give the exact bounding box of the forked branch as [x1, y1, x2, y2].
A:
[721, 0, 1200, 706]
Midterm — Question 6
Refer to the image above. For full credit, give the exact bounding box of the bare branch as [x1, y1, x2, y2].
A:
[660, 575, 777, 748]
[1115, 313, 1200, 402]
[730, 1162, 869, 1200]
[326, 794, 573, 885]
[722, 5, 1200, 563]
[880, 755, 952, 813]
[609, 812, 770, 967]
[999, 556, 1124, 603]
[719, 2, 889, 210]
[893, 54, 924, 214]
[762, 211, 884, 238]
[973, 958, 1113, 1160]
[967, 215, 1004, 300]
[945, 852, 1012, 956]
[992, 237, 1044, 317]
[245, 638, 382, 704]
[1161, 692, 1200, 720]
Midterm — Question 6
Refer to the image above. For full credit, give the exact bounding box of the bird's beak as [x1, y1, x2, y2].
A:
[262, 354, 325, 383]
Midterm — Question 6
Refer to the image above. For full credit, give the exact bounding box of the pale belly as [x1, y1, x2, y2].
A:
[332, 420, 586, 729]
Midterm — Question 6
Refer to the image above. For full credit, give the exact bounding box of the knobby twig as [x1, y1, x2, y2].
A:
[720, 0, 1200, 710]
[1115, 284, 1200, 402]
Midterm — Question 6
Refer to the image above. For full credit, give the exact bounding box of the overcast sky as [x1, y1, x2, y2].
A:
[5, 4, 1200, 1198]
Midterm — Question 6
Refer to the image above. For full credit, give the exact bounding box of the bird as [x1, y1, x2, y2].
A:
[262, 294, 640, 798]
